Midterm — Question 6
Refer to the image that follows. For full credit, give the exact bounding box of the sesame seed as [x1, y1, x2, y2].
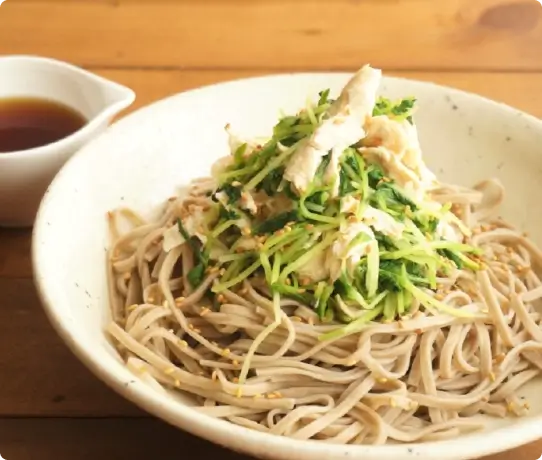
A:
[489, 372, 496, 382]
[179, 340, 188, 348]
[175, 296, 185, 306]
[390, 398, 397, 408]
[285, 278, 291, 286]
[236, 388, 243, 398]
[222, 348, 231, 356]
[242, 227, 252, 236]
[275, 229, 285, 236]
[308, 317, 315, 326]
[219, 268, 226, 276]
[211, 370, 218, 381]
[174, 379, 181, 387]
[127, 304, 138, 312]
[284, 226, 292, 233]
[494, 353, 505, 364]
[415, 328, 423, 335]
[217, 294, 226, 303]
[507, 402, 515, 413]
[305, 224, 314, 230]
[291, 316, 303, 323]
[232, 377, 239, 383]
[232, 181, 242, 187]
[232, 360, 240, 367]
[200, 307, 211, 316]
[377, 377, 388, 384]
[188, 323, 195, 330]
[164, 368, 175, 375]
[162, 300, 169, 308]
[524, 402, 531, 410]
[123, 272, 131, 280]
[267, 393, 277, 399]
[253, 394, 262, 399]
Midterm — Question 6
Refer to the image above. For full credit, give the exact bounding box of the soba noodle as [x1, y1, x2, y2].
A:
[105, 66, 542, 445]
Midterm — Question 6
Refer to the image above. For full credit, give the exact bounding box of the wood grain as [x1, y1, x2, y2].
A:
[0, 278, 140, 416]
[0, 0, 541, 70]
[1, 0, 542, 456]
[0, 418, 541, 460]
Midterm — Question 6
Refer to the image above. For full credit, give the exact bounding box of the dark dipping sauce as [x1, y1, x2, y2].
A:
[0, 97, 87, 153]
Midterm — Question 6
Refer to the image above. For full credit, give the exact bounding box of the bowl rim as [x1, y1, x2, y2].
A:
[32, 71, 542, 460]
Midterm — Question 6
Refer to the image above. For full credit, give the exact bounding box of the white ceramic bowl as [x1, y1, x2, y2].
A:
[33, 73, 542, 460]
[0, 55, 135, 227]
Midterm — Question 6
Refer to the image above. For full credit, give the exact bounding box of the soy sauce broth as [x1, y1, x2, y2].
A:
[0, 97, 87, 153]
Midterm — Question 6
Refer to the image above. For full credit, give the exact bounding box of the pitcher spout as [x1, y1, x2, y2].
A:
[88, 76, 136, 126]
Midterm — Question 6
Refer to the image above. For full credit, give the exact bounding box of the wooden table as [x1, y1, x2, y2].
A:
[1, 0, 542, 458]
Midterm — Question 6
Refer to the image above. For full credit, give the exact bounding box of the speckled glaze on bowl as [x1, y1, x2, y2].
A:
[32, 73, 542, 460]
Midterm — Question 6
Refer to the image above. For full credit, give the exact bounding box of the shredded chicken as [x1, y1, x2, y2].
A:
[284, 65, 382, 195]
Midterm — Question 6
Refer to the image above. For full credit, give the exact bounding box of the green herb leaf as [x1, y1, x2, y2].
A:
[367, 166, 385, 188]
[254, 210, 300, 235]
[217, 183, 242, 204]
[374, 231, 397, 251]
[373, 96, 416, 124]
[218, 206, 240, 221]
[318, 89, 331, 106]
[187, 263, 206, 288]
[256, 167, 284, 196]
[438, 248, 464, 269]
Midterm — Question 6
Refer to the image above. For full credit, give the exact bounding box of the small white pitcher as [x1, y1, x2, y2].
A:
[0, 55, 135, 227]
